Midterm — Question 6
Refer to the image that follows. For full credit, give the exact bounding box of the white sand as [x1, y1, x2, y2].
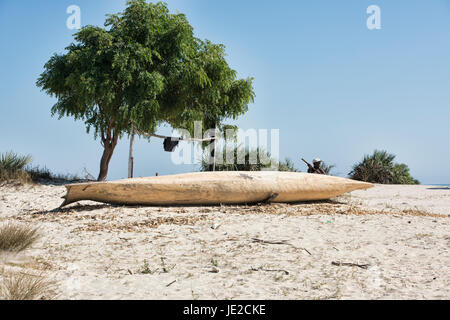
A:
[0, 182, 449, 299]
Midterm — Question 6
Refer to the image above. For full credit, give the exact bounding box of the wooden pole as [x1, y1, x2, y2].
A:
[209, 126, 216, 171]
[212, 126, 216, 171]
[128, 125, 135, 178]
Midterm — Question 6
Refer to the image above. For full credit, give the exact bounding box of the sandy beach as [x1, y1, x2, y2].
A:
[0, 182, 449, 300]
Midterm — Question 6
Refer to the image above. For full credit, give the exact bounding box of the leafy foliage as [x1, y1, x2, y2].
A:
[278, 158, 300, 172]
[37, 0, 255, 180]
[349, 150, 419, 184]
[320, 161, 335, 175]
[199, 146, 299, 172]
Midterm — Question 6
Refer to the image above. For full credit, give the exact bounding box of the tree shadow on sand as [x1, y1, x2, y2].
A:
[291, 199, 347, 205]
[34, 201, 251, 215]
[35, 179, 94, 187]
[32, 198, 346, 215]
[32, 204, 113, 215]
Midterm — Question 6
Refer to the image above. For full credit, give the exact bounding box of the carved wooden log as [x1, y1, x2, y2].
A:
[61, 171, 373, 207]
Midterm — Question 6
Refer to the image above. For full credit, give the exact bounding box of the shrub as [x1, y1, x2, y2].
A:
[0, 151, 80, 183]
[349, 150, 419, 184]
[391, 163, 420, 184]
[0, 272, 54, 300]
[26, 166, 52, 181]
[200, 146, 299, 172]
[0, 152, 33, 183]
[27, 166, 80, 182]
[277, 158, 299, 172]
[320, 161, 335, 175]
[0, 222, 39, 252]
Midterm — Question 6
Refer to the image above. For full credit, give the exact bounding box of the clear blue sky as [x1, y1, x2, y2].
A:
[1, 0, 450, 184]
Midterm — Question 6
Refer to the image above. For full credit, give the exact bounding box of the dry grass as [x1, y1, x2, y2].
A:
[0, 222, 39, 252]
[0, 271, 54, 300]
[0, 169, 31, 184]
[13, 200, 447, 236]
[71, 214, 210, 232]
[3, 258, 55, 271]
[0, 151, 80, 184]
[228, 202, 448, 218]
[0, 151, 33, 184]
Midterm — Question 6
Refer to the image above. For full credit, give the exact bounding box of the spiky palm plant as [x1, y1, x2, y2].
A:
[320, 162, 335, 175]
[0, 152, 33, 182]
[278, 158, 299, 172]
[349, 150, 419, 184]
[0, 152, 32, 171]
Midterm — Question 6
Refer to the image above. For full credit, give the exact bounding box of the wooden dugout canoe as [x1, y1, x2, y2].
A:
[61, 171, 373, 207]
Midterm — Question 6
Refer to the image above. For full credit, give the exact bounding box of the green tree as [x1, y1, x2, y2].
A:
[349, 150, 419, 184]
[37, 0, 254, 181]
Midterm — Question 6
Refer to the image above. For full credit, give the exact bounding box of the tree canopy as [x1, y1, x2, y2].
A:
[37, 0, 255, 180]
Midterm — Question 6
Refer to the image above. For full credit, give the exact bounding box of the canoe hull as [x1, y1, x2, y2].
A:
[61, 172, 373, 207]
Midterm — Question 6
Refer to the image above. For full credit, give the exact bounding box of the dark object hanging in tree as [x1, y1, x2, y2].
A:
[163, 137, 180, 152]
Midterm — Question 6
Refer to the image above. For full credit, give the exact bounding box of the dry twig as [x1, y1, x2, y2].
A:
[331, 261, 370, 269]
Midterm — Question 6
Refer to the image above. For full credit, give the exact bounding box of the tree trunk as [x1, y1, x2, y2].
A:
[97, 145, 114, 181]
[97, 125, 119, 181]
